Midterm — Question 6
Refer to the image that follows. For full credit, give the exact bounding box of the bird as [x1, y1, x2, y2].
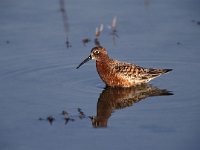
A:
[76, 46, 172, 87]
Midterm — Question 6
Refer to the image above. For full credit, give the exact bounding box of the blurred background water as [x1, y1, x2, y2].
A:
[0, 0, 200, 150]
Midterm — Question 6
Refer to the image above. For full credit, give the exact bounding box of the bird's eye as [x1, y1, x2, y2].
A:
[94, 50, 100, 54]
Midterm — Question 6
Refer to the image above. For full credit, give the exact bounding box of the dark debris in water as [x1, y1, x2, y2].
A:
[47, 116, 55, 125]
[38, 108, 89, 125]
[64, 117, 75, 125]
[191, 19, 200, 26]
[38, 116, 56, 125]
[61, 110, 75, 124]
[0, 40, 11, 45]
[6, 40, 10, 44]
[65, 39, 72, 48]
[77, 108, 86, 119]
[82, 38, 91, 46]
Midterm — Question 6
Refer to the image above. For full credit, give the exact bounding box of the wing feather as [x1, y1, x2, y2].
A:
[110, 61, 162, 82]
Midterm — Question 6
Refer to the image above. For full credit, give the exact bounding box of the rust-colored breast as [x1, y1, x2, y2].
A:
[96, 60, 138, 87]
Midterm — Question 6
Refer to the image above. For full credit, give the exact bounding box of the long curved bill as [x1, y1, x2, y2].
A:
[76, 55, 92, 69]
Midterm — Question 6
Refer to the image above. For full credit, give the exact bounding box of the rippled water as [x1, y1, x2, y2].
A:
[1, 0, 200, 150]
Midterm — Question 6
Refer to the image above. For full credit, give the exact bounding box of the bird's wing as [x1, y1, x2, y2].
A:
[111, 61, 161, 81]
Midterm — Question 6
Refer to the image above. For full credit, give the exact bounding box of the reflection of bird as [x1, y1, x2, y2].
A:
[90, 84, 173, 128]
[76, 46, 172, 87]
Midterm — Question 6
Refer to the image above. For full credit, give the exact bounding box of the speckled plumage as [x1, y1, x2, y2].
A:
[76, 46, 172, 87]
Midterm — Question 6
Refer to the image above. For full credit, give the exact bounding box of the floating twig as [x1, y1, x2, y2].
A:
[94, 24, 104, 46]
[59, 0, 72, 48]
[108, 17, 119, 45]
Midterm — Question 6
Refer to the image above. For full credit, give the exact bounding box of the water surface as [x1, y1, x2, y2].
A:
[0, 0, 200, 150]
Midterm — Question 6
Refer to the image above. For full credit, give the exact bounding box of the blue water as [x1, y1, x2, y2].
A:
[0, 0, 200, 150]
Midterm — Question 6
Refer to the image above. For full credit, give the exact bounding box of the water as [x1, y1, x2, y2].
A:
[0, 0, 200, 150]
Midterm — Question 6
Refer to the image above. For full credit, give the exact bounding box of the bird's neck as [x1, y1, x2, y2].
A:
[96, 55, 111, 68]
[96, 56, 112, 79]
